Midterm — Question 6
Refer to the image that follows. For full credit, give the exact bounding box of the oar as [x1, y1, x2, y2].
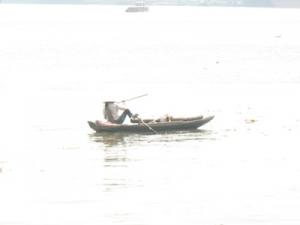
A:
[117, 93, 148, 103]
[136, 116, 158, 134]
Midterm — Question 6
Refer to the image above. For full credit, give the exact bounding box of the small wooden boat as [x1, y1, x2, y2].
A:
[88, 115, 214, 133]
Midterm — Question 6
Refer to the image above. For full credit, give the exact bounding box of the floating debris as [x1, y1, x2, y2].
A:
[245, 118, 257, 124]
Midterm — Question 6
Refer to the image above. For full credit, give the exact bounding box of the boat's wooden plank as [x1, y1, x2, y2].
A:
[130, 115, 203, 124]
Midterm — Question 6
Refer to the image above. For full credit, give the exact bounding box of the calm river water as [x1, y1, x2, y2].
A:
[1, 5, 300, 225]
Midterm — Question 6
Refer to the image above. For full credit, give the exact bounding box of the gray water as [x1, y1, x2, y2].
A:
[1, 5, 300, 225]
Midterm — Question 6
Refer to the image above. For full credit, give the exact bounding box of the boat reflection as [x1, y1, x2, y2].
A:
[89, 132, 131, 147]
[103, 148, 131, 168]
[89, 129, 215, 148]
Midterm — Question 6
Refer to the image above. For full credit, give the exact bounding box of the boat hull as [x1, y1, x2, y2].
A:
[88, 116, 214, 133]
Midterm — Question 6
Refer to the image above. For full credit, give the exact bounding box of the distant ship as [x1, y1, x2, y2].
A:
[126, 1, 149, 12]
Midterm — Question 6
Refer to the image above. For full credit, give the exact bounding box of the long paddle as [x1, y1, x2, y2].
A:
[117, 94, 155, 133]
[136, 115, 158, 134]
[117, 93, 148, 103]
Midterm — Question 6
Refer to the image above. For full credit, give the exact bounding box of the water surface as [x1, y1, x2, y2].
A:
[1, 5, 300, 225]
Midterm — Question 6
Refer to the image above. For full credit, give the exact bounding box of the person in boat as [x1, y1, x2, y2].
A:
[103, 101, 137, 124]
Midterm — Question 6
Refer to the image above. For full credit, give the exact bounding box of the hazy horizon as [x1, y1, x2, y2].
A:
[1, 0, 300, 8]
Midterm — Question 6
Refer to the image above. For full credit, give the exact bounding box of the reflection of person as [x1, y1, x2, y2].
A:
[103, 101, 135, 124]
